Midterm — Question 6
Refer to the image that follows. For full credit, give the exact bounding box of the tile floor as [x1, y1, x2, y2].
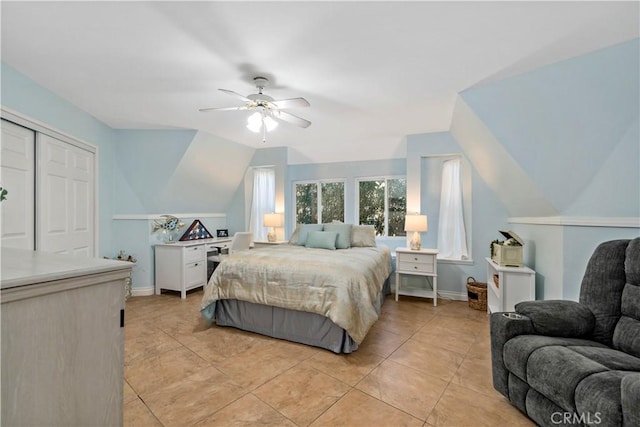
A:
[124, 290, 534, 426]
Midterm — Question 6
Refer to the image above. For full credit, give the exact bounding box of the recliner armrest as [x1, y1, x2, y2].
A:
[515, 300, 596, 338]
[490, 312, 535, 397]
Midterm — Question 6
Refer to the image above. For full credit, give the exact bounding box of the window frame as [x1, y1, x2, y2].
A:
[355, 174, 407, 238]
[292, 178, 347, 225]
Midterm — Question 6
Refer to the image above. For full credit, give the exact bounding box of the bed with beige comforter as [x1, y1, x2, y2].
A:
[200, 244, 391, 352]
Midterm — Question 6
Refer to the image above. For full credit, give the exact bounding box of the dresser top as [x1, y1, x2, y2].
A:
[154, 237, 232, 247]
[1, 248, 132, 290]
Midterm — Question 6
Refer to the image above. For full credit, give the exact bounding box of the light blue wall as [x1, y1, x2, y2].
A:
[1, 62, 117, 256]
[457, 39, 640, 301]
[460, 39, 640, 217]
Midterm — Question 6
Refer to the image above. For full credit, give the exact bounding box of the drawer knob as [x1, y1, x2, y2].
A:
[414, 257, 418, 261]
[414, 266, 418, 269]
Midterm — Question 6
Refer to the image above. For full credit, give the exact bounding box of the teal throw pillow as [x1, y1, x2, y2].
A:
[305, 231, 338, 250]
[296, 224, 324, 246]
[323, 223, 352, 249]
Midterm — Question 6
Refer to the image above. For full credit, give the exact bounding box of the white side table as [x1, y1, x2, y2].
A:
[395, 247, 439, 306]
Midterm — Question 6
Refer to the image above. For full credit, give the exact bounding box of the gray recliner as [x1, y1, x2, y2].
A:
[490, 238, 640, 426]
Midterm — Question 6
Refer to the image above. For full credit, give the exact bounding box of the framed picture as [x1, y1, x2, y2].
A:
[216, 229, 229, 238]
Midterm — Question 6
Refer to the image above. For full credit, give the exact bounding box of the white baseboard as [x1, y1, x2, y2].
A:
[438, 290, 468, 301]
[131, 286, 155, 297]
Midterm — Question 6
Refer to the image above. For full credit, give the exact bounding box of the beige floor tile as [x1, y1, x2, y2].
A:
[123, 397, 162, 427]
[450, 357, 501, 397]
[194, 393, 296, 426]
[412, 325, 477, 356]
[216, 339, 315, 389]
[253, 364, 351, 426]
[309, 389, 424, 427]
[304, 348, 385, 386]
[388, 338, 464, 382]
[177, 324, 264, 364]
[427, 383, 535, 427]
[124, 327, 183, 366]
[467, 336, 493, 361]
[142, 366, 247, 426]
[358, 324, 409, 358]
[125, 346, 209, 396]
[356, 359, 449, 421]
[427, 315, 488, 337]
[123, 380, 138, 404]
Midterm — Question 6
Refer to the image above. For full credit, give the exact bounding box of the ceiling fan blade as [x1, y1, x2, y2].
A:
[198, 106, 248, 112]
[219, 88, 251, 102]
[274, 110, 311, 128]
[272, 97, 310, 109]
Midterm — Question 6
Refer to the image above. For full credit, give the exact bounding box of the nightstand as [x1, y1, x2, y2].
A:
[253, 240, 288, 249]
[395, 247, 439, 306]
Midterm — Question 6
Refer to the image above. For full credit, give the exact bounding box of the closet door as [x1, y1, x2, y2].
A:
[0, 119, 35, 249]
[37, 134, 95, 256]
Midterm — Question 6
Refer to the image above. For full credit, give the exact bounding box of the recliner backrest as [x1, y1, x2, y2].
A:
[612, 238, 640, 357]
[579, 239, 630, 346]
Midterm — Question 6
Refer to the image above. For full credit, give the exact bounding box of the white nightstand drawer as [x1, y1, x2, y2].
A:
[185, 261, 206, 287]
[398, 252, 434, 264]
[398, 261, 434, 274]
[184, 245, 205, 263]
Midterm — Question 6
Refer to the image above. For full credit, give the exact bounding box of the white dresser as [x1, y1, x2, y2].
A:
[486, 258, 536, 313]
[1, 248, 132, 427]
[154, 238, 231, 298]
[395, 247, 439, 306]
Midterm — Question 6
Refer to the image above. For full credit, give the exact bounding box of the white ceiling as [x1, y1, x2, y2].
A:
[2, 1, 638, 164]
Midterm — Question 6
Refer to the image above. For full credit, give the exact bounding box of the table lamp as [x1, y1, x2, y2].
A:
[404, 214, 428, 250]
[263, 213, 284, 243]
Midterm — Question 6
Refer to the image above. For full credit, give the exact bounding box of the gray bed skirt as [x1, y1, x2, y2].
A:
[213, 277, 391, 353]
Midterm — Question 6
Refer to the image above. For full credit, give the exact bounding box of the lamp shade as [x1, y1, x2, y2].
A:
[263, 213, 284, 228]
[404, 214, 428, 232]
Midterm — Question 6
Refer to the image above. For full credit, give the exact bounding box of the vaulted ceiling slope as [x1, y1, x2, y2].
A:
[1, 1, 638, 164]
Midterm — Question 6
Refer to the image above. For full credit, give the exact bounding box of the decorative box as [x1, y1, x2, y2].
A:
[492, 230, 524, 267]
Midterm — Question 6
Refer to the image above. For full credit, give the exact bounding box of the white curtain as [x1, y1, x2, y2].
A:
[249, 168, 275, 241]
[437, 158, 468, 259]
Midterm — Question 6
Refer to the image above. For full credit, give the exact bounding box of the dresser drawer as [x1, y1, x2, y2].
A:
[398, 261, 434, 274]
[184, 245, 205, 263]
[207, 242, 229, 251]
[184, 261, 206, 287]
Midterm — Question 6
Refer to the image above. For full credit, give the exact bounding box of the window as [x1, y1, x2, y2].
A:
[294, 180, 345, 224]
[249, 168, 275, 241]
[437, 158, 468, 259]
[357, 177, 406, 236]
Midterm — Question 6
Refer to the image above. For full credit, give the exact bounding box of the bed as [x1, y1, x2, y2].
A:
[200, 242, 392, 353]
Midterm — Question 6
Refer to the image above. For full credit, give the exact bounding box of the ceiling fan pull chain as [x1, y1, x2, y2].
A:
[261, 114, 267, 143]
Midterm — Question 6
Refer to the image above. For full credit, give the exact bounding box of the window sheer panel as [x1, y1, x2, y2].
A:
[437, 159, 468, 259]
[250, 168, 275, 241]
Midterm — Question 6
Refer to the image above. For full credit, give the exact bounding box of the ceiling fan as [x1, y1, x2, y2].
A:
[199, 76, 311, 142]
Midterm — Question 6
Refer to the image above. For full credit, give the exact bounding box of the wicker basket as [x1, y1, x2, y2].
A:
[466, 277, 487, 311]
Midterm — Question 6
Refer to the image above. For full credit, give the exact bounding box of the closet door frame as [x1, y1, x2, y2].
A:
[1, 107, 99, 256]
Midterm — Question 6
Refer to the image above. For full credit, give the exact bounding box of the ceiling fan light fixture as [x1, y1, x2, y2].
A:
[247, 112, 263, 133]
[247, 111, 278, 133]
[263, 115, 278, 132]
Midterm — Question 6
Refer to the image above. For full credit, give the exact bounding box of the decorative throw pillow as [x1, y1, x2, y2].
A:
[323, 223, 352, 249]
[288, 224, 301, 244]
[296, 224, 324, 246]
[351, 225, 376, 247]
[305, 231, 338, 250]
